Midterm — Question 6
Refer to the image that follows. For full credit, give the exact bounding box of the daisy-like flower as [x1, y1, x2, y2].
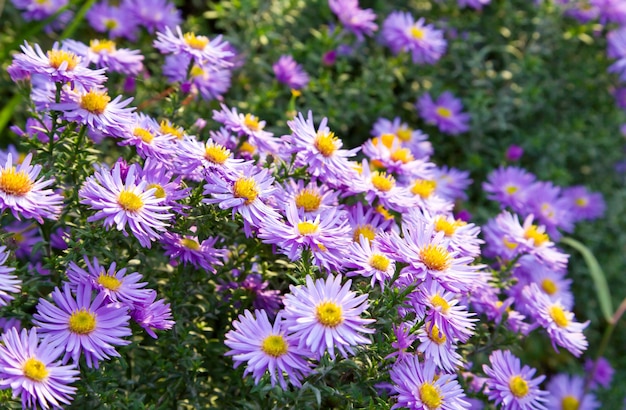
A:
[285, 111, 360, 187]
[458, 0, 491, 9]
[12, 42, 106, 89]
[122, 0, 182, 33]
[0, 153, 63, 222]
[381, 12, 447, 65]
[522, 283, 589, 357]
[483, 350, 548, 410]
[431, 165, 472, 202]
[33, 283, 132, 368]
[86, 1, 140, 41]
[79, 161, 173, 248]
[0, 246, 21, 307]
[546, 374, 600, 410]
[524, 181, 575, 240]
[0, 327, 79, 410]
[417, 321, 464, 373]
[416, 91, 470, 135]
[154, 26, 233, 67]
[483, 166, 536, 212]
[213, 104, 281, 155]
[66, 256, 153, 305]
[329, 0, 378, 39]
[161, 231, 227, 273]
[162, 54, 233, 102]
[282, 275, 374, 360]
[224, 310, 313, 390]
[344, 235, 396, 289]
[118, 113, 176, 161]
[389, 355, 469, 409]
[174, 135, 244, 178]
[12, 0, 70, 22]
[345, 201, 398, 243]
[510, 255, 573, 312]
[273, 55, 310, 90]
[128, 291, 175, 338]
[361, 134, 432, 177]
[62, 38, 144, 75]
[371, 117, 433, 159]
[137, 158, 190, 214]
[407, 177, 455, 215]
[385, 323, 418, 361]
[274, 178, 340, 216]
[561, 185, 605, 222]
[584, 356, 614, 390]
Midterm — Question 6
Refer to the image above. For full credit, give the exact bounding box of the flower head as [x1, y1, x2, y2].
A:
[416, 91, 470, 135]
[381, 12, 447, 64]
[0, 246, 20, 307]
[154, 26, 233, 67]
[546, 374, 600, 410]
[273, 55, 310, 90]
[329, 0, 378, 39]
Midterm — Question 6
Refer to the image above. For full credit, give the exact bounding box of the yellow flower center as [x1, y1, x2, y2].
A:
[541, 278, 557, 295]
[436, 107, 452, 118]
[260, 334, 288, 357]
[118, 190, 144, 212]
[376, 133, 397, 148]
[243, 113, 261, 132]
[147, 183, 166, 199]
[397, 127, 413, 142]
[97, 273, 122, 291]
[0, 167, 32, 196]
[430, 293, 450, 314]
[390, 148, 413, 163]
[502, 237, 518, 250]
[411, 179, 437, 198]
[371, 172, 395, 192]
[239, 141, 256, 154]
[434, 217, 465, 237]
[505, 185, 519, 195]
[562, 396, 580, 410]
[183, 32, 209, 50]
[549, 305, 569, 328]
[205, 143, 230, 164]
[297, 221, 319, 235]
[295, 189, 322, 212]
[190, 65, 205, 77]
[315, 301, 343, 327]
[68, 308, 97, 335]
[509, 375, 529, 398]
[376, 204, 394, 220]
[410, 26, 425, 40]
[80, 90, 110, 114]
[160, 121, 184, 139]
[104, 19, 118, 30]
[419, 382, 443, 409]
[575, 197, 588, 207]
[180, 238, 200, 250]
[369, 254, 390, 271]
[47, 49, 79, 70]
[524, 225, 549, 246]
[420, 244, 450, 271]
[89, 39, 116, 53]
[133, 127, 154, 143]
[233, 177, 258, 205]
[353, 224, 376, 242]
[314, 131, 338, 157]
[428, 324, 447, 345]
[23, 358, 49, 382]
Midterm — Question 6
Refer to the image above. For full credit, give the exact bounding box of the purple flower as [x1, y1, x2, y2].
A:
[416, 91, 471, 135]
[524, 181, 575, 239]
[0, 327, 79, 409]
[129, 291, 175, 338]
[370, 117, 433, 159]
[506, 145, 524, 161]
[344, 235, 396, 289]
[273, 55, 310, 90]
[482, 350, 548, 410]
[121, 0, 181, 33]
[591, 0, 626, 24]
[86, 1, 140, 41]
[561, 185, 605, 222]
[385, 323, 417, 361]
[608, 26, 626, 82]
[282, 275, 374, 360]
[584, 357, 614, 390]
[154, 26, 233, 68]
[162, 54, 233, 102]
[546, 374, 600, 410]
[161, 231, 227, 273]
[225, 310, 313, 390]
[458, 0, 491, 10]
[483, 166, 536, 212]
[62, 38, 144, 75]
[0, 246, 20, 307]
[328, 0, 378, 39]
[381, 11, 447, 64]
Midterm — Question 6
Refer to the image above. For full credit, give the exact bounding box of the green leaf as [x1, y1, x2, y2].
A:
[561, 237, 613, 322]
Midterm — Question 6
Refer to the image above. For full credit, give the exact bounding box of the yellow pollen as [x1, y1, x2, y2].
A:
[390, 148, 413, 163]
[12, 232, 24, 243]
[378, 133, 397, 148]
[147, 183, 166, 199]
[353, 224, 376, 242]
[89, 39, 116, 53]
[428, 324, 447, 345]
[183, 32, 209, 50]
[376, 204, 394, 220]
[420, 244, 450, 271]
[314, 131, 338, 157]
[118, 190, 143, 212]
[502, 237, 519, 250]
[239, 141, 256, 155]
[180, 238, 201, 250]
[369, 254, 390, 271]
[549, 305, 569, 328]
[509, 375, 529, 398]
[80, 90, 110, 114]
[430, 293, 450, 313]
[190, 65, 205, 77]
[436, 106, 452, 118]
[204, 143, 230, 164]
[396, 127, 412, 142]
[68, 308, 97, 335]
[160, 120, 184, 139]
[410, 26, 425, 40]
[419, 382, 443, 409]
[524, 225, 549, 246]
[562, 396, 580, 410]
[233, 177, 258, 205]
[505, 185, 519, 195]
[0, 167, 32, 196]
[315, 301, 343, 327]
[295, 189, 322, 212]
[434, 217, 464, 236]
[47, 49, 79, 70]
[371, 171, 395, 192]
[297, 221, 319, 235]
[541, 278, 557, 295]
[575, 197, 588, 207]
[104, 19, 118, 30]
[411, 179, 437, 198]
[23, 358, 49, 382]
[97, 273, 122, 291]
[133, 127, 154, 143]
[261, 334, 288, 357]
[243, 113, 261, 132]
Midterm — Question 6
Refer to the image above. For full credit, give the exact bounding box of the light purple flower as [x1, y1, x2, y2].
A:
[273, 55, 310, 90]
[584, 357, 614, 389]
[121, 0, 182, 33]
[328, 0, 378, 39]
[62, 38, 144, 75]
[381, 12, 447, 64]
[416, 91, 471, 135]
[129, 291, 175, 338]
[161, 231, 227, 273]
[86, 1, 140, 41]
[0, 246, 20, 307]
[561, 185, 605, 222]
[546, 374, 600, 410]
[154, 26, 233, 68]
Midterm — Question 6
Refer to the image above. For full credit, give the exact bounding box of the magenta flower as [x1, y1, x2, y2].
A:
[416, 91, 471, 135]
[273, 55, 310, 90]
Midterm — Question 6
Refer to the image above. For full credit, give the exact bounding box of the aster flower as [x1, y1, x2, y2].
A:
[561, 185, 605, 222]
[86, 1, 140, 41]
[238, 274, 283, 315]
[62, 38, 144, 75]
[274, 178, 340, 216]
[584, 357, 614, 390]
[0, 153, 63, 222]
[329, 0, 378, 40]
[162, 54, 233, 102]
[344, 235, 396, 289]
[161, 231, 227, 273]
[385, 323, 418, 361]
[174, 134, 244, 178]
[345, 201, 398, 243]
[154, 26, 233, 68]
[129, 291, 175, 338]
[273, 55, 310, 90]
[4, 220, 43, 260]
[416, 91, 471, 135]
[458, 0, 491, 9]
[483, 350, 547, 410]
[213, 104, 281, 155]
[0, 327, 79, 410]
[522, 284, 589, 357]
[524, 182, 575, 240]
[33, 283, 132, 368]
[483, 166, 536, 212]
[282, 274, 374, 360]
[370, 117, 433, 159]
[431, 165, 472, 202]
[416, 322, 464, 373]
[406, 177, 455, 215]
[592, 0, 626, 24]
[361, 134, 433, 177]
[0, 246, 21, 307]
[79, 161, 173, 248]
[381, 12, 447, 64]
[137, 158, 190, 213]
[389, 355, 469, 409]
[117, 113, 176, 160]
[122, 0, 182, 33]
[608, 26, 626, 81]
[225, 310, 313, 390]
[11, 0, 70, 22]
[546, 374, 600, 410]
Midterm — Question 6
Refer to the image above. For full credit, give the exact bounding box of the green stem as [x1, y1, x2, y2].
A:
[60, 0, 98, 40]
